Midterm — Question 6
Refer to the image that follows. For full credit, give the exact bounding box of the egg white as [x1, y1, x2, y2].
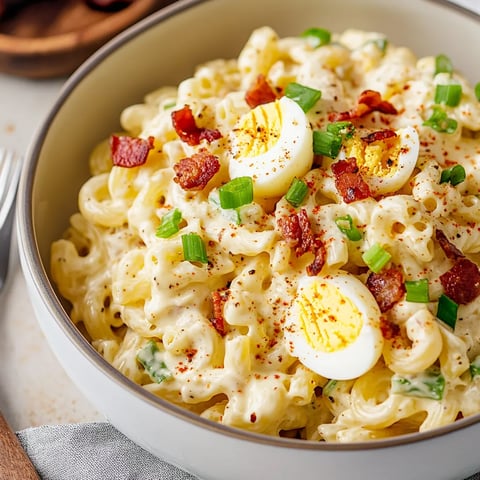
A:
[229, 96, 313, 198]
[339, 126, 419, 195]
[284, 271, 384, 380]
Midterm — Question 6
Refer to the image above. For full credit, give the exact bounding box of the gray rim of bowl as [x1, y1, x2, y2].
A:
[16, 0, 480, 452]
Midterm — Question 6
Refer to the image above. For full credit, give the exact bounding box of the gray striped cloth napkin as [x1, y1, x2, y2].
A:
[16, 422, 480, 480]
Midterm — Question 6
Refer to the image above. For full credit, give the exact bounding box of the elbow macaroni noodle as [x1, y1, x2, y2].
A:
[51, 26, 480, 441]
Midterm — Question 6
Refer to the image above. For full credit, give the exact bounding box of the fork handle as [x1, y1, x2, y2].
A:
[0, 199, 14, 291]
[0, 411, 40, 479]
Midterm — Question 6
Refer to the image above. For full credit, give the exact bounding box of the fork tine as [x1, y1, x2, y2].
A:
[0, 147, 21, 292]
[0, 148, 13, 201]
[0, 147, 21, 229]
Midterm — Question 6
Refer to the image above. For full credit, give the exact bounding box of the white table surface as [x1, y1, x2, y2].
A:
[0, 0, 479, 434]
[0, 73, 103, 431]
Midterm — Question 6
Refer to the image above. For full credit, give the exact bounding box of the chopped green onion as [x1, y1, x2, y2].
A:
[301, 27, 331, 48]
[423, 106, 458, 134]
[436, 293, 458, 329]
[405, 278, 430, 303]
[434, 54, 453, 76]
[137, 340, 173, 384]
[364, 38, 388, 54]
[335, 215, 362, 241]
[434, 84, 462, 107]
[163, 101, 176, 110]
[223, 208, 242, 225]
[209, 191, 242, 225]
[285, 177, 309, 207]
[285, 82, 322, 112]
[322, 379, 338, 397]
[181, 233, 208, 264]
[362, 243, 391, 273]
[392, 366, 445, 400]
[470, 355, 480, 378]
[313, 130, 342, 158]
[156, 208, 183, 238]
[373, 38, 388, 54]
[219, 176, 253, 209]
[440, 164, 466, 186]
[327, 121, 355, 139]
[475, 82, 480, 101]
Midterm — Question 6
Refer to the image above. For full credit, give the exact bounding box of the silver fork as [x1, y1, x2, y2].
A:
[0, 149, 39, 477]
[0, 147, 21, 292]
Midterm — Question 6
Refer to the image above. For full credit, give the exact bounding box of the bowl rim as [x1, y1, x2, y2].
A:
[16, 0, 480, 452]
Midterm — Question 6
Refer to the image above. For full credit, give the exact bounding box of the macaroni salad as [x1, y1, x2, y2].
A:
[51, 26, 480, 441]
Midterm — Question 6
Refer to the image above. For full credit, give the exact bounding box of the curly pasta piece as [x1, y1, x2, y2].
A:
[383, 309, 443, 375]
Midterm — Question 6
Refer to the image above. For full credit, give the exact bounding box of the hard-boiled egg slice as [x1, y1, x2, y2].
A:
[339, 126, 419, 195]
[229, 96, 313, 198]
[284, 271, 384, 380]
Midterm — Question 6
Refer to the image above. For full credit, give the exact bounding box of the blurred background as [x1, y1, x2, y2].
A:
[0, 0, 175, 78]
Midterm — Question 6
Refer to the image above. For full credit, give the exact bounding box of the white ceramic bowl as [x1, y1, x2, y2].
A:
[16, 1, 480, 479]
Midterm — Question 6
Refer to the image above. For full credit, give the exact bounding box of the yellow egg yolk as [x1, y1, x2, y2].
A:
[296, 281, 363, 353]
[233, 100, 282, 159]
[344, 134, 401, 179]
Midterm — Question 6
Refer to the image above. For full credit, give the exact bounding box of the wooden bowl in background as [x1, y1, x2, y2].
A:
[0, 0, 169, 78]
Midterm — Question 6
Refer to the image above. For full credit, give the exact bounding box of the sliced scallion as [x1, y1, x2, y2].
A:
[137, 340, 173, 384]
[301, 27, 331, 48]
[423, 106, 457, 134]
[335, 214, 362, 241]
[370, 38, 388, 54]
[223, 208, 242, 225]
[285, 82, 322, 112]
[219, 176, 253, 209]
[440, 164, 466, 186]
[322, 379, 338, 397]
[405, 278, 430, 303]
[470, 355, 480, 378]
[475, 82, 480, 101]
[434, 84, 462, 107]
[391, 366, 445, 400]
[181, 233, 208, 264]
[434, 54, 453, 76]
[156, 208, 183, 238]
[327, 121, 355, 139]
[362, 243, 391, 273]
[313, 130, 342, 158]
[209, 191, 242, 225]
[436, 293, 458, 329]
[163, 101, 177, 110]
[285, 177, 309, 207]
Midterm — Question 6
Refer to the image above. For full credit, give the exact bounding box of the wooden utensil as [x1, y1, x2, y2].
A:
[0, 411, 40, 479]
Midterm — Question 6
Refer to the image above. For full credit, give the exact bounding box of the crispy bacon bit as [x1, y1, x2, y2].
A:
[436, 229, 463, 260]
[211, 290, 229, 336]
[436, 230, 480, 304]
[366, 268, 406, 313]
[171, 105, 222, 146]
[440, 258, 480, 305]
[173, 149, 220, 190]
[306, 242, 327, 277]
[279, 209, 313, 256]
[245, 74, 279, 109]
[331, 157, 372, 203]
[361, 129, 397, 144]
[185, 348, 198, 362]
[278, 209, 326, 276]
[329, 89, 398, 122]
[110, 135, 154, 168]
[380, 317, 401, 340]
